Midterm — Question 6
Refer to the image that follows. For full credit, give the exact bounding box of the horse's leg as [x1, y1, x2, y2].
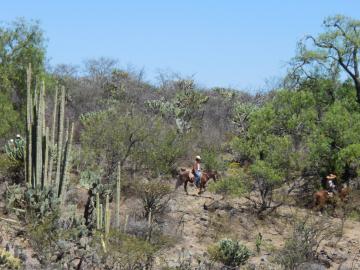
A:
[198, 178, 205, 195]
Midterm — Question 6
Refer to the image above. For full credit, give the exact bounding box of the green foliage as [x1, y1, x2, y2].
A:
[290, 15, 360, 102]
[6, 184, 60, 222]
[0, 93, 21, 138]
[0, 18, 46, 115]
[81, 108, 187, 178]
[209, 164, 248, 197]
[230, 84, 360, 212]
[137, 120, 187, 176]
[146, 79, 209, 133]
[200, 146, 224, 172]
[79, 169, 101, 189]
[0, 247, 22, 270]
[232, 101, 257, 134]
[80, 107, 149, 177]
[208, 238, 251, 267]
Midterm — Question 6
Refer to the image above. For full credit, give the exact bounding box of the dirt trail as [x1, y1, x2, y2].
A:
[162, 184, 360, 269]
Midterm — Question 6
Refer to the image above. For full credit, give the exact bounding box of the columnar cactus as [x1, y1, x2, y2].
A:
[96, 193, 101, 230]
[25, 64, 73, 204]
[105, 194, 111, 237]
[115, 162, 121, 228]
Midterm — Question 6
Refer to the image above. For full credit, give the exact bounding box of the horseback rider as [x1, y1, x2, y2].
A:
[192, 156, 202, 188]
[325, 173, 337, 195]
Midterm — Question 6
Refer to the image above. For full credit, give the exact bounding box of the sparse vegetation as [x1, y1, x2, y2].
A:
[208, 238, 251, 267]
[0, 12, 360, 270]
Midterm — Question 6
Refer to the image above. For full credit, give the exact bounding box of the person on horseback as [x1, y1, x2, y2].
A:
[325, 173, 337, 195]
[192, 156, 202, 189]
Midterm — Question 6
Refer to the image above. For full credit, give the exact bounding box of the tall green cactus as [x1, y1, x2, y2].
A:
[25, 64, 73, 204]
[115, 162, 121, 228]
[96, 193, 101, 230]
[105, 194, 111, 237]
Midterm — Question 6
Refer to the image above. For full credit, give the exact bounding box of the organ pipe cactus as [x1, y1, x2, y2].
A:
[115, 162, 121, 228]
[105, 194, 111, 237]
[25, 64, 73, 204]
[96, 193, 101, 230]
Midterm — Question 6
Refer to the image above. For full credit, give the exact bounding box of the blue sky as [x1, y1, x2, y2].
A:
[2, 1, 360, 90]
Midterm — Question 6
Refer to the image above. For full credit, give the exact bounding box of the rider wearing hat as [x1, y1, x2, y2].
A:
[326, 173, 337, 194]
[192, 156, 202, 188]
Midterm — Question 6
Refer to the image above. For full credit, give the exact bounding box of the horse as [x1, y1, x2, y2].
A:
[175, 168, 218, 195]
[313, 184, 350, 213]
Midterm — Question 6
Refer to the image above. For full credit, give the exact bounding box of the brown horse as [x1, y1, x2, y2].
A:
[175, 168, 218, 195]
[313, 185, 350, 212]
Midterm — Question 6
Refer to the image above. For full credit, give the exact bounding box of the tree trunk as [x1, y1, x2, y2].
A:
[356, 78, 360, 105]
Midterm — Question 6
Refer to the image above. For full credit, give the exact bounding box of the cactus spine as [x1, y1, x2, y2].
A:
[115, 162, 121, 228]
[25, 65, 72, 204]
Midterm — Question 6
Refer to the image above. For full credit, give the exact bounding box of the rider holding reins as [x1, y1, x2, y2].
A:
[192, 155, 202, 189]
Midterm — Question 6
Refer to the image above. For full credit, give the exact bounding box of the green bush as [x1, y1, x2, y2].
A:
[0, 93, 21, 139]
[200, 146, 224, 172]
[0, 247, 22, 270]
[208, 238, 251, 267]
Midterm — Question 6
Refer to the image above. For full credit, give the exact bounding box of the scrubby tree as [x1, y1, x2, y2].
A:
[290, 15, 360, 104]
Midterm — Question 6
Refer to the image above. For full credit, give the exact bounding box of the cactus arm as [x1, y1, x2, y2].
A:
[105, 194, 110, 237]
[99, 204, 103, 229]
[58, 123, 74, 202]
[48, 87, 58, 183]
[42, 127, 49, 189]
[96, 193, 101, 230]
[35, 81, 43, 188]
[115, 162, 121, 229]
[26, 64, 33, 186]
[55, 87, 65, 191]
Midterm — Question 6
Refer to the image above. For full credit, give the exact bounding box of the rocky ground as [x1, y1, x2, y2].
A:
[1, 179, 360, 269]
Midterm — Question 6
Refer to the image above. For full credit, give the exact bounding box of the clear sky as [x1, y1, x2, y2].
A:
[1, 1, 360, 90]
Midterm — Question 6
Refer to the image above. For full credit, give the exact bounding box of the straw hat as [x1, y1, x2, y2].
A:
[326, 174, 336, 180]
[195, 155, 201, 160]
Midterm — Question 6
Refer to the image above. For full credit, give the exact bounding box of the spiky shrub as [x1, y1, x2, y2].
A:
[208, 239, 251, 267]
[5, 135, 25, 162]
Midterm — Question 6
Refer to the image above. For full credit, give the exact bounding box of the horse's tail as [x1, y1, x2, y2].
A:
[175, 174, 185, 190]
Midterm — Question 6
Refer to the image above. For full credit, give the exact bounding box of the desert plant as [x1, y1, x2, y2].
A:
[135, 180, 172, 220]
[208, 239, 251, 267]
[25, 64, 73, 204]
[0, 247, 22, 270]
[255, 232, 263, 254]
[5, 135, 25, 162]
[275, 220, 327, 269]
